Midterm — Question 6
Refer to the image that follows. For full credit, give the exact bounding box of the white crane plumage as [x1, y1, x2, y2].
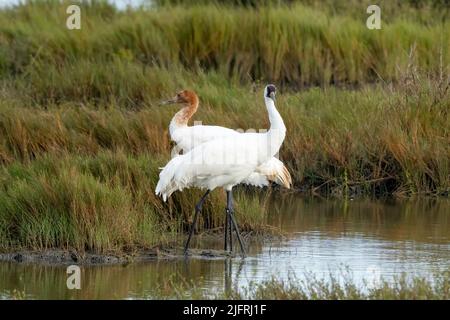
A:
[160, 89, 292, 189]
[155, 85, 287, 255]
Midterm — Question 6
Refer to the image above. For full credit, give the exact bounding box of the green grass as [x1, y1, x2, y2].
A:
[0, 152, 164, 251]
[0, 152, 269, 252]
[143, 269, 450, 300]
[0, 1, 448, 253]
[1, 71, 449, 196]
[235, 272, 450, 300]
[1, 73, 448, 251]
[0, 1, 449, 88]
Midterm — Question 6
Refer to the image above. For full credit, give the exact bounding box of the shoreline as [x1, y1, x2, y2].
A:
[0, 247, 239, 266]
[0, 233, 278, 266]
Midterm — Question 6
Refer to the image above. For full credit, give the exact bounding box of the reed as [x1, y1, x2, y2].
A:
[1, 68, 448, 196]
[0, 1, 448, 88]
[228, 270, 450, 300]
[0, 1, 448, 252]
[0, 151, 270, 252]
[144, 268, 450, 300]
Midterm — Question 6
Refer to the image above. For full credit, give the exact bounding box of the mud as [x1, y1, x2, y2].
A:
[0, 247, 242, 266]
[0, 231, 282, 266]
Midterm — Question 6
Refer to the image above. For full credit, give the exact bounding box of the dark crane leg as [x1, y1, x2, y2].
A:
[224, 190, 246, 256]
[184, 190, 210, 255]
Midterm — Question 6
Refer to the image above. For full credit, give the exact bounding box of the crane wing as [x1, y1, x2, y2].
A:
[170, 125, 239, 156]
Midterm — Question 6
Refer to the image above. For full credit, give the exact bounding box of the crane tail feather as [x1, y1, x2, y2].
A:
[155, 155, 186, 201]
[255, 158, 292, 189]
[278, 164, 293, 189]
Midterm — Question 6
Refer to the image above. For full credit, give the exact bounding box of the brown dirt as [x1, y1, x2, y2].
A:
[0, 247, 240, 266]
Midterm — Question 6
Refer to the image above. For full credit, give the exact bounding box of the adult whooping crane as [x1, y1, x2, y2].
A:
[155, 85, 287, 256]
[159, 87, 291, 254]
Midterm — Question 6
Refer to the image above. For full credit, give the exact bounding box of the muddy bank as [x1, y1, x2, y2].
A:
[0, 230, 283, 266]
[0, 247, 241, 266]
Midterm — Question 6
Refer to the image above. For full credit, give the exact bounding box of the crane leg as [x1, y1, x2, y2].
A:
[226, 190, 246, 256]
[224, 209, 234, 252]
[224, 210, 229, 251]
[184, 190, 210, 255]
[229, 211, 245, 256]
[229, 209, 233, 252]
[224, 194, 233, 252]
[225, 208, 233, 252]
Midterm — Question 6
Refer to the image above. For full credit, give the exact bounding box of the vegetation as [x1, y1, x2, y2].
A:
[0, 1, 448, 252]
[0, 151, 270, 251]
[145, 269, 450, 300]
[1, 1, 449, 88]
[1, 65, 448, 197]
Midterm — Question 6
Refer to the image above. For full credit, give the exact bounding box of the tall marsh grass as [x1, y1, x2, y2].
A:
[0, 1, 449, 88]
[0, 1, 448, 252]
[145, 269, 450, 299]
[1, 70, 448, 196]
[231, 271, 450, 300]
[0, 151, 269, 252]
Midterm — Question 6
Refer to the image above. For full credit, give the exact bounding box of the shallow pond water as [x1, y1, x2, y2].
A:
[0, 196, 449, 299]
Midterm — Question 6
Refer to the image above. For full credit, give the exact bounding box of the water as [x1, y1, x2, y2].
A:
[0, 196, 449, 299]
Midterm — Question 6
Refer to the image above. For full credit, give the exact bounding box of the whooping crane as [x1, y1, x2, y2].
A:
[155, 85, 287, 256]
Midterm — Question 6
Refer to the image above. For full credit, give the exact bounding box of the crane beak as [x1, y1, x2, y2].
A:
[269, 92, 276, 101]
[159, 96, 178, 106]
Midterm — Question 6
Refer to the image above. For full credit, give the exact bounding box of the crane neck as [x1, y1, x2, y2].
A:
[265, 97, 286, 134]
[264, 97, 286, 158]
[169, 99, 199, 136]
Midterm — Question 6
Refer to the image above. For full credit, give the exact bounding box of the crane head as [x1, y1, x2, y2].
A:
[160, 90, 198, 106]
[264, 84, 276, 101]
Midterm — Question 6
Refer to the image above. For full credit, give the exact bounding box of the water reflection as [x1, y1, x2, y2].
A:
[267, 196, 450, 243]
[0, 197, 449, 299]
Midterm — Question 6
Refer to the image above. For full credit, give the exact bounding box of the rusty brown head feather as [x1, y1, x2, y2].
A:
[162, 90, 200, 126]
[160, 90, 199, 107]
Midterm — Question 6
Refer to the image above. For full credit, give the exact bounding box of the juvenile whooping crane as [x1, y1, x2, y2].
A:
[155, 85, 287, 256]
